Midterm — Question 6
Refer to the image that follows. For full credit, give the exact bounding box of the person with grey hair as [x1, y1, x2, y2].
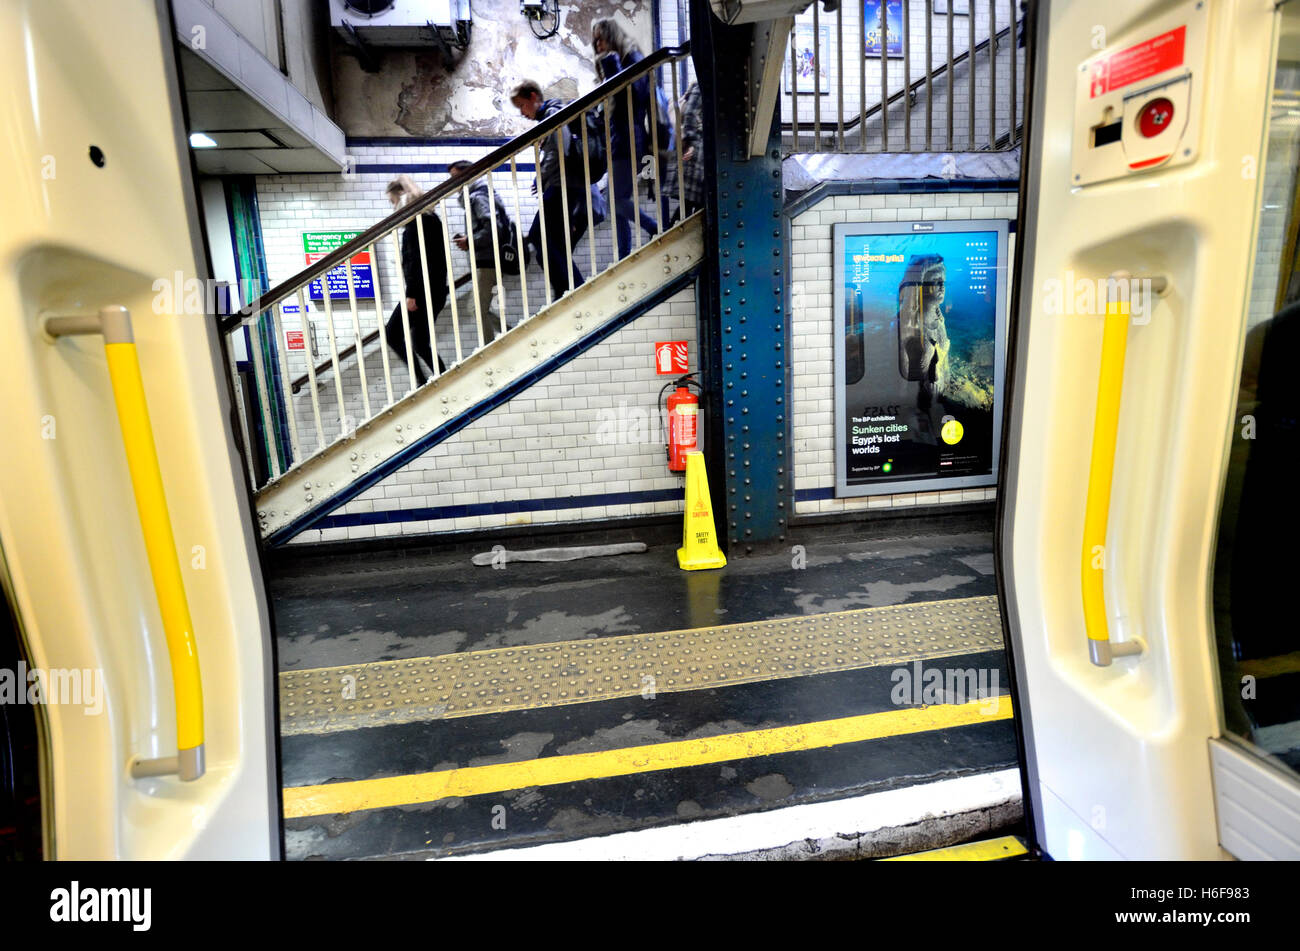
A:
[448, 160, 521, 347]
[382, 175, 449, 387]
[592, 18, 661, 258]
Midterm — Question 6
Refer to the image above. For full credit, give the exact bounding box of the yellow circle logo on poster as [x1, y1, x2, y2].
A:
[941, 419, 964, 445]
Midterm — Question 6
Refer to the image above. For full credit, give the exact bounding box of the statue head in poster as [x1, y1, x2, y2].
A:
[897, 254, 949, 400]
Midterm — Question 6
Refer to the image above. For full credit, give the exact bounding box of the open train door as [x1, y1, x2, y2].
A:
[0, 0, 280, 857]
[1001, 0, 1300, 860]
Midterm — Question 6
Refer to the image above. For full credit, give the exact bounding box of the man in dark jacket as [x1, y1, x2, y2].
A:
[510, 80, 590, 301]
[448, 160, 519, 347]
[383, 176, 449, 388]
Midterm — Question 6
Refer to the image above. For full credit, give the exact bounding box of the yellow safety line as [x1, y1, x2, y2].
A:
[881, 835, 1027, 862]
[105, 342, 203, 751]
[282, 695, 1013, 818]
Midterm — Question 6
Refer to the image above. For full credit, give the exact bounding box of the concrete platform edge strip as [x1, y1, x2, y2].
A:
[432, 767, 1024, 861]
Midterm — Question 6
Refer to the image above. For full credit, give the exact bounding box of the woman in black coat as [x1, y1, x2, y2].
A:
[383, 175, 449, 387]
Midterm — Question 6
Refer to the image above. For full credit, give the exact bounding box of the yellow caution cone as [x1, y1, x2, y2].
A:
[678, 451, 727, 571]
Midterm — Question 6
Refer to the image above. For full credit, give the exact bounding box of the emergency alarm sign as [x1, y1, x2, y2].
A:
[1071, 0, 1208, 188]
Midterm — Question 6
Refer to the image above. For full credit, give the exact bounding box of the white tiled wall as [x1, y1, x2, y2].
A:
[249, 0, 698, 544]
[789, 188, 1017, 516]
[254, 138, 683, 452]
[1247, 112, 1300, 330]
[285, 286, 697, 544]
[659, 0, 684, 46]
[658, 0, 697, 92]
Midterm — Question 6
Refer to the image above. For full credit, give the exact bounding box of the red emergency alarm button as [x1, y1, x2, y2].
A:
[1137, 97, 1175, 138]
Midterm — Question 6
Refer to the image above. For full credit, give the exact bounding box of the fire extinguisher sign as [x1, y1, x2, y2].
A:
[655, 341, 689, 374]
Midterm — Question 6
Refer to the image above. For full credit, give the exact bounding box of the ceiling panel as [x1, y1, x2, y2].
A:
[175, 17, 344, 172]
[192, 151, 279, 174]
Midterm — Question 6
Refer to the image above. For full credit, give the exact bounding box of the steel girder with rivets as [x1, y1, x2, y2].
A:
[692, 0, 793, 555]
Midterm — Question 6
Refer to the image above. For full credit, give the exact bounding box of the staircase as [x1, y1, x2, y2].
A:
[781, 2, 1025, 154]
[223, 45, 699, 545]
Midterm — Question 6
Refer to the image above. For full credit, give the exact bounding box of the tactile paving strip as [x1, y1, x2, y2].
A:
[278, 595, 1003, 735]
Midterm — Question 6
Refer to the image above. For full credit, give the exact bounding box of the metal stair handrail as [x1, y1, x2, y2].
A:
[231, 41, 692, 331]
[787, 21, 1018, 136]
[286, 272, 472, 394]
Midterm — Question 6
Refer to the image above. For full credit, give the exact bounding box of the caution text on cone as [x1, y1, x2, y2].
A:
[678, 451, 727, 570]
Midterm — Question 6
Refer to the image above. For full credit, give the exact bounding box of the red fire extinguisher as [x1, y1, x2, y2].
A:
[660, 372, 702, 472]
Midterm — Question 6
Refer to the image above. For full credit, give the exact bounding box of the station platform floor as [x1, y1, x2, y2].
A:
[267, 508, 1022, 860]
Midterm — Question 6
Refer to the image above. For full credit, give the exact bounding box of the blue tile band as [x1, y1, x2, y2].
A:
[314, 487, 685, 529]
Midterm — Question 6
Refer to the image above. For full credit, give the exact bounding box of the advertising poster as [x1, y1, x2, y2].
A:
[833, 220, 1007, 497]
[864, 0, 904, 58]
[786, 24, 829, 94]
[304, 231, 374, 301]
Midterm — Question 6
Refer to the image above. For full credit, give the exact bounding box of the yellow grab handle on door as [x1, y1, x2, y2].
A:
[1081, 299, 1130, 650]
[1081, 275, 1161, 668]
[45, 307, 204, 779]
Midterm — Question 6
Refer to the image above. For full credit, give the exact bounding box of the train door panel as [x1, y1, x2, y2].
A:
[1002, 0, 1299, 859]
[0, 0, 279, 858]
